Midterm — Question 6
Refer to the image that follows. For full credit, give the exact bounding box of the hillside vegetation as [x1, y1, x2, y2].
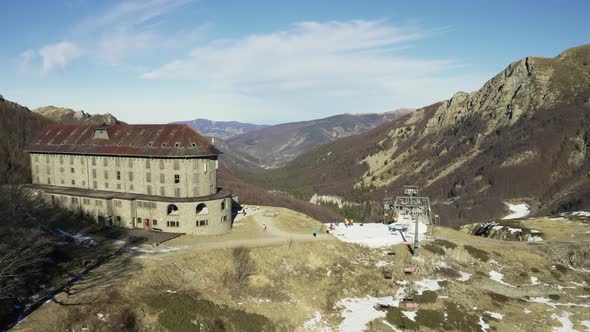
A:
[0, 97, 51, 184]
[237, 44, 590, 225]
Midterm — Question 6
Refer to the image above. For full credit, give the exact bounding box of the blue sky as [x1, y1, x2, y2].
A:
[1, 0, 588, 124]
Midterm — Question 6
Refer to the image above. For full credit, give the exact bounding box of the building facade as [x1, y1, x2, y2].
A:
[25, 124, 235, 235]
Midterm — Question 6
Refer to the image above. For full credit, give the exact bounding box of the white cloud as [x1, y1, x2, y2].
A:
[140, 20, 467, 97]
[75, 0, 199, 64]
[75, 0, 192, 32]
[138, 20, 489, 121]
[18, 49, 36, 73]
[39, 41, 83, 74]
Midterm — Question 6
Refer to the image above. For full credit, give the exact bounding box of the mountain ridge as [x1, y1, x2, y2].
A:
[33, 106, 121, 125]
[226, 109, 414, 168]
[174, 118, 270, 140]
[236, 44, 590, 225]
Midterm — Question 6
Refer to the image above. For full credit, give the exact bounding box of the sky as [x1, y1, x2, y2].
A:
[1, 0, 588, 125]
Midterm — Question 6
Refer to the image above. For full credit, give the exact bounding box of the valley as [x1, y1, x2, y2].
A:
[1, 4, 590, 330]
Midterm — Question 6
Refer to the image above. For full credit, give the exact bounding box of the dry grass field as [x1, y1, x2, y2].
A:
[13, 208, 590, 332]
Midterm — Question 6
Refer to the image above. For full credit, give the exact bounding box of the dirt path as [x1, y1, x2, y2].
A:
[132, 211, 333, 254]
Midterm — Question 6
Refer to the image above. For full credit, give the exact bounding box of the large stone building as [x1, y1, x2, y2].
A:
[24, 123, 235, 235]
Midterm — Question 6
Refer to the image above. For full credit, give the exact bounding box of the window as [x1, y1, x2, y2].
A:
[116, 171, 121, 180]
[160, 174, 165, 184]
[147, 185, 152, 195]
[69, 156, 74, 164]
[71, 167, 74, 173]
[61, 179, 65, 185]
[196, 219, 208, 227]
[105, 182, 109, 189]
[174, 188, 180, 197]
[153, 219, 158, 226]
[146, 172, 151, 183]
[60, 167, 64, 173]
[167, 204, 179, 215]
[173, 160, 179, 170]
[82, 181, 86, 186]
[59, 156, 64, 164]
[174, 174, 180, 184]
[192, 173, 198, 183]
[92, 169, 97, 178]
[114, 200, 123, 208]
[116, 183, 121, 189]
[103, 158, 108, 166]
[71, 197, 76, 204]
[129, 184, 134, 191]
[222, 215, 228, 222]
[45, 155, 49, 163]
[196, 203, 208, 215]
[128, 171, 134, 181]
[166, 221, 179, 227]
[146, 159, 151, 169]
[104, 170, 109, 179]
[48, 178, 51, 185]
[116, 216, 122, 223]
[159, 160, 165, 170]
[221, 200, 226, 210]
[92, 156, 96, 166]
[193, 187, 199, 197]
[128, 159, 133, 168]
[115, 158, 120, 167]
[93, 181, 97, 189]
[160, 187, 165, 196]
[71, 180, 75, 185]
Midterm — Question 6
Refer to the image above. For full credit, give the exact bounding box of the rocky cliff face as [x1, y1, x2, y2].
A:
[33, 106, 121, 125]
[427, 47, 590, 134]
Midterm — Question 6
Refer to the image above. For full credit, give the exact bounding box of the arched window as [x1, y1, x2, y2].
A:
[221, 200, 226, 210]
[167, 204, 179, 215]
[196, 203, 208, 215]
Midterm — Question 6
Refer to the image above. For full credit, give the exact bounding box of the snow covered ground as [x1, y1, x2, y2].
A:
[502, 203, 530, 220]
[327, 222, 427, 248]
[551, 312, 574, 332]
[336, 296, 398, 332]
[489, 270, 515, 287]
[572, 211, 590, 217]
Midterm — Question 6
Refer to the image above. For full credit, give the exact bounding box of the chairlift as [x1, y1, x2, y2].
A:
[403, 266, 416, 273]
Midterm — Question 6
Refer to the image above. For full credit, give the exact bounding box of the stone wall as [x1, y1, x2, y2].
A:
[30, 153, 218, 198]
[43, 191, 233, 235]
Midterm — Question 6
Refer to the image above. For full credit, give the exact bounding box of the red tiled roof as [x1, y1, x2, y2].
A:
[24, 124, 221, 157]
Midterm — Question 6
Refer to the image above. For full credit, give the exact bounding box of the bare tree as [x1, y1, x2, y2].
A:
[0, 231, 50, 300]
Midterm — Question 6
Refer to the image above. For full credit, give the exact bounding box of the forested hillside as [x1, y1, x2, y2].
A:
[0, 97, 52, 184]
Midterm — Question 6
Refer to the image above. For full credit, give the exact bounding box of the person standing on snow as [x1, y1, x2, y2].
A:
[312, 229, 317, 237]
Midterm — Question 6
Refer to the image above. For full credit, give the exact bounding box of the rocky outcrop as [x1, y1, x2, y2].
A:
[33, 106, 121, 125]
[426, 46, 590, 134]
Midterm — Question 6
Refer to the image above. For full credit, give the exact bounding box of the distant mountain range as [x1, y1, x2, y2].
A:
[237, 44, 590, 225]
[223, 109, 414, 169]
[173, 118, 269, 140]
